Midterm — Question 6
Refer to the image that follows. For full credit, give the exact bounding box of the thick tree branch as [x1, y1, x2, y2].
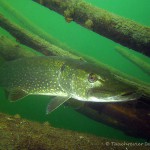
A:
[34, 0, 150, 56]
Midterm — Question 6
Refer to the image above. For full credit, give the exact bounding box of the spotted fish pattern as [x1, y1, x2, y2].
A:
[0, 56, 141, 113]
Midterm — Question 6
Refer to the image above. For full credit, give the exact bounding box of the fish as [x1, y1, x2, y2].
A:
[0, 56, 141, 114]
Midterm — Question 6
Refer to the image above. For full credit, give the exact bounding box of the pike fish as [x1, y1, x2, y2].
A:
[0, 56, 141, 114]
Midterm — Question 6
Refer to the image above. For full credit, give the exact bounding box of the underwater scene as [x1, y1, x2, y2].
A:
[0, 0, 150, 149]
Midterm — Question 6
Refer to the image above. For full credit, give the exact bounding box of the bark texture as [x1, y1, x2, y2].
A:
[34, 0, 150, 56]
[0, 13, 79, 59]
[0, 0, 74, 53]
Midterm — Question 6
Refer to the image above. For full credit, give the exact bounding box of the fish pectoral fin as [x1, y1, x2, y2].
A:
[46, 96, 70, 114]
[5, 88, 28, 101]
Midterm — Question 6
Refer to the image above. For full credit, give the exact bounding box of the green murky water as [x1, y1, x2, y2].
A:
[0, 0, 150, 142]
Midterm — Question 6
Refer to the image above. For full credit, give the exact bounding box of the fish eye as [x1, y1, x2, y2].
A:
[88, 73, 97, 83]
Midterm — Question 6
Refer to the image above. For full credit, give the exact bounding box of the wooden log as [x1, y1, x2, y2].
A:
[115, 46, 150, 75]
[0, 0, 74, 53]
[67, 98, 150, 140]
[33, 0, 150, 56]
[0, 13, 79, 59]
[0, 35, 39, 61]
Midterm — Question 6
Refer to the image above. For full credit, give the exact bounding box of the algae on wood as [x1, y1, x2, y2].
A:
[0, 36, 39, 61]
[0, 13, 79, 59]
[0, 0, 74, 53]
[34, 0, 150, 56]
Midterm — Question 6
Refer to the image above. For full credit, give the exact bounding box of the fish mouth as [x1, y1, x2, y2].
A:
[87, 90, 141, 102]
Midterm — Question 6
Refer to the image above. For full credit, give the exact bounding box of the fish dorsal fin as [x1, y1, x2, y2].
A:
[46, 96, 70, 114]
[5, 88, 28, 101]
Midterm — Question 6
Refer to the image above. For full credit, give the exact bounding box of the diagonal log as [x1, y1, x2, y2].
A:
[0, 13, 79, 59]
[33, 0, 150, 56]
[0, 0, 74, 53]
[67, 97, 150, 140]
[115, 47, 150, 75]
[0, 36, 38, 61]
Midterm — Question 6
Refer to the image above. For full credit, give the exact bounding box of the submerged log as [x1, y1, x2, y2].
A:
[0, 0, 74, 53]
[67, 97, 150, 140]
[0, 13, 79, 59]
[34, 0, 150, 56]
[115, 46, 150, 75]
[0, 36, 38, 61]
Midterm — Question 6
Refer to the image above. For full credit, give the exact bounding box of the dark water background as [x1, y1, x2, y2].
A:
[0, 0, 150, 142]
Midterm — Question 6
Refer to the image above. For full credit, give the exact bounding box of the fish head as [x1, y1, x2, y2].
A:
[60, 60, 141, 102]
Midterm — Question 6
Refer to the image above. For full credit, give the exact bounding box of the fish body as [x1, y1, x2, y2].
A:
[0, 56, 141, 113]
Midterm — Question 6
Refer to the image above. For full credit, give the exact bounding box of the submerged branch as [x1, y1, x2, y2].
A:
[67, 99, 150, 140]
[0, 13, 79, 59]
[0, 36, 38, 61]
[34, 0, 150, 56]
[115, 47, 150, 75]
[0, 0, 74, 52]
